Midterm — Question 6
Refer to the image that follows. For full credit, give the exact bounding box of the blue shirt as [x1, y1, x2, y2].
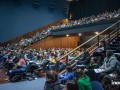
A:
[61, 72, 74, 81]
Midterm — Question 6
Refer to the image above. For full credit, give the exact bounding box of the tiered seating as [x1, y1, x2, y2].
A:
[108, 36, 120, 53]
[56, 20, 120, 90]
[0, 11, 120, 90]
[19, 9, 120, 48]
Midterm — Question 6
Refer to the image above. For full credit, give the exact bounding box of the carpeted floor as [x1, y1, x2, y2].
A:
[0, 77, 46, 90]
[0, 68, 46, 90]
[0, 68, 45, 84]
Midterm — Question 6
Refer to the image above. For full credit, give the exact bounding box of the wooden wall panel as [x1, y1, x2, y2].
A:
[27, 36, 80, 49]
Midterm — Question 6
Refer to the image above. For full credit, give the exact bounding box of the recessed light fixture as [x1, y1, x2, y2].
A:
[78, 33, 82, 36]
[66, 34, 69, 37]
[95, 32, 99, 35]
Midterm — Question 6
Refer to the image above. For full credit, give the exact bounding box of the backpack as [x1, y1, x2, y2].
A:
[66, 80, 79, 90]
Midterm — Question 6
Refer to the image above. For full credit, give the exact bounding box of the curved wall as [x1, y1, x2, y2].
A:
[0, 0, 68, 43]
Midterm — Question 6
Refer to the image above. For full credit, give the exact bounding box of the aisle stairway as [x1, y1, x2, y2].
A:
[58, 20, 120, 74]
[109, 36, 120, 53]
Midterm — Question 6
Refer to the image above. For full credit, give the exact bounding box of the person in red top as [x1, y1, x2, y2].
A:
[8, 58, 27, 81]
[19, 58, 26, 66]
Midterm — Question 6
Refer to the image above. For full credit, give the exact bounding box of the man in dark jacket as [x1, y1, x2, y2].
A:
[97, 50, 118, 73]
[85, 50, 118, 81]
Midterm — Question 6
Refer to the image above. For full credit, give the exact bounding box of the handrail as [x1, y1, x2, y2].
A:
[59, 27, 120, 75]
[57, 19, 120, 73]
[59, 34, 108, 75]
[58, 20, 120, 62]
[52, 18, 120, 32]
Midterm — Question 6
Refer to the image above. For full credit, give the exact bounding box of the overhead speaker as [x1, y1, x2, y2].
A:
[32, 0, 40, 8]
[48, 3, 55, 13]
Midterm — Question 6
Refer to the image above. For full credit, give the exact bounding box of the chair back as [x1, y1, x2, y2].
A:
[91, 81, 104, 90]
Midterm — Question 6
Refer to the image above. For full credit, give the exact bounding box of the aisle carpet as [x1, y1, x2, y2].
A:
[0, 77, 46, 90]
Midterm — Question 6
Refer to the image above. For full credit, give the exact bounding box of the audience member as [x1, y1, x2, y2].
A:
[44, 70, 61, 90]
[60, 66, 74, 84]
[75, 68, 92, 90]
[85, 50, 118, 81]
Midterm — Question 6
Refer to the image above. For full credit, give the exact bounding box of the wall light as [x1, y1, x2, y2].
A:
[65, 19, 69, 23]
[95, 32, 99, 35]
[78, 33, 82, 36]
[66, 34, 69, 37]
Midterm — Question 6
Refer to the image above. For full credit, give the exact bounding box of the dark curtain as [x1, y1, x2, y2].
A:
[69, 0, 120, 20]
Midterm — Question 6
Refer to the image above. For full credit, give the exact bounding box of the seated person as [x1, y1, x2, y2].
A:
[75, 69, 92, 90]
[96, 50, 117, 73]
[46, 54, 60, 70]
[77, 57, 99, 69]
[64, 79, 79, 90]
[85, 57, 99, 69]
[76, 50, 91, 65]
[28, 62, 40, 72]
[46, 62, 56, 71]
[92, 52, 104, 63]
[108, 61, 120, 80]
[85, 50, 118, 81]
[60, 66, 74, 84]
[44, 70, 61, 90]
[6, 56, 15, 74]
[101, 76, 111, 90]
[92, 40, 106, 62]
[8, 58, 26, 80]
[58, 61, 66, 72]
[0, 53, 8, 68]
[101, 75, 120, 90]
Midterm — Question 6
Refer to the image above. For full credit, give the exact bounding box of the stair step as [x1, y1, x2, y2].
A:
[117, 37, 120, 39]
[109, 44, 117, 47]
[112, 41, 120, 44]
[115, 38, 120, 41]
[109, 47, 116, 49]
